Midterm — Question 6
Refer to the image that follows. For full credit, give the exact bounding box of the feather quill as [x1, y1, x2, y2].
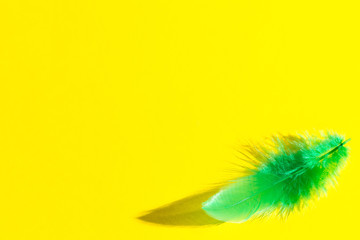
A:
[138, 131, 350, 226]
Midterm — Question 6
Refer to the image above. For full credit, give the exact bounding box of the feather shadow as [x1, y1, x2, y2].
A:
[137, 187, 224, 226]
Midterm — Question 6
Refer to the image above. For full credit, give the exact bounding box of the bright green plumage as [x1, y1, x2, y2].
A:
[139, 131, 350, 226]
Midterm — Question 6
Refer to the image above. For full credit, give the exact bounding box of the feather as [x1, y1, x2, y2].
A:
[138, 131, 350, 226]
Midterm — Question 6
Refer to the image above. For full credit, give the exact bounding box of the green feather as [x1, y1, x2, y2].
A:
[203, 132, 350, 222]
[138, 131, 350, 226]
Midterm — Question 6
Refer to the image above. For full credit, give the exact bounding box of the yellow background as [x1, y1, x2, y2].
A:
[0, 0, 359, 239]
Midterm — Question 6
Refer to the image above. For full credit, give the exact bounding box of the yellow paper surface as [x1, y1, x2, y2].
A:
[0, 1, 359, 239]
